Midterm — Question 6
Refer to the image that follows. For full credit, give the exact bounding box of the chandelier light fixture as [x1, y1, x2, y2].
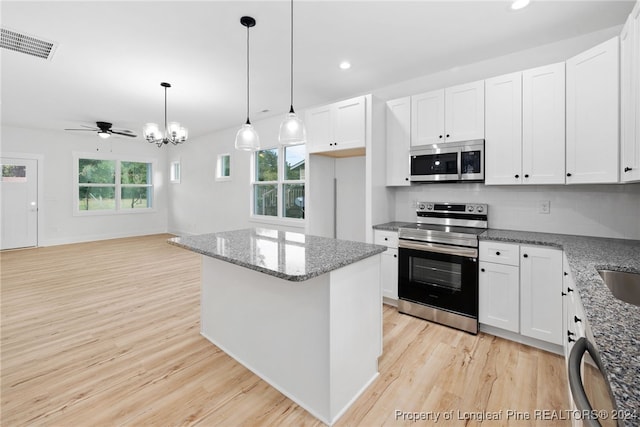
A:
[278, 0, 306, 145]
[235, 16, 260, 151]
[143, 82, 188, 147]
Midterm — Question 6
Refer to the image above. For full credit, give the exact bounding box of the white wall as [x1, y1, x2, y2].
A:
[0, 125, 168, 246]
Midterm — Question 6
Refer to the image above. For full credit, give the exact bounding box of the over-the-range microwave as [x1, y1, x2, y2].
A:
[410, 139, 484, 183]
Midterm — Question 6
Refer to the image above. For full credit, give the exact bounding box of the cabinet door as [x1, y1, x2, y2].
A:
[381, 248, 398, 300]
[520, 245, 563, 345]
[621, 8, 640, 182]
[411, 89, 445, 146]
[333, 96, 366, 151]
[305, 105, 333, 154]
[522, 62, 566, 184]
[445, 80, 485, 143]
[485, 72, 523, 185]
[479, 261, 520, 333]
[386, 97, 411, 186]
[566, 37, 620, 184]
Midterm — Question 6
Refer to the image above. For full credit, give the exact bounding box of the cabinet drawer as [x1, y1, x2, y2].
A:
[374, 230, 399, 248]
[479, 241, 520, 266]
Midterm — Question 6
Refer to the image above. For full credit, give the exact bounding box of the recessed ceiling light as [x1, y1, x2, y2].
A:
[511, 0, 530, 10]
[339, 61, 351, 70]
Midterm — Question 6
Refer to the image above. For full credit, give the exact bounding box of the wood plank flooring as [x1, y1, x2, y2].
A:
[1, 234, 570, 426]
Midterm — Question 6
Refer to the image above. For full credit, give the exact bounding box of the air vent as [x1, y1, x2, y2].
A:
[1, 28, 57, 60]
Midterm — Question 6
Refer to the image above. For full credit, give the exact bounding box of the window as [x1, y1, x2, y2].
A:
[216, 154, 231, 181]
[252, 144, 305, 220]
[1, 164, 27, 182]
[75, 155, 154, 213]
[170, 161, 181, 183]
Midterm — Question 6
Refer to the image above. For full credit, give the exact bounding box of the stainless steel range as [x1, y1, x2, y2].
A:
[397, 201, 488, 334]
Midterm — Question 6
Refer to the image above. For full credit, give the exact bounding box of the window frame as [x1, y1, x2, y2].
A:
[250, 144, 306, 225]
[170, 160, 181, 183]
[73, 152, 157, 216]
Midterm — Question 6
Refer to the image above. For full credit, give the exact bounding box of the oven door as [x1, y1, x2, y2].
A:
[398, 240, 478, 317]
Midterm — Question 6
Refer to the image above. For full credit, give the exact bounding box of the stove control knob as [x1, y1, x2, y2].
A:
[467, 206, 474, 212]
[426, 204, 433, 211]
[418, 203, 426, 210]
[476, 206, 484, 213]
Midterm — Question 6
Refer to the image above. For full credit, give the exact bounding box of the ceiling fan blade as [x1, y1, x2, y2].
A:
[110, 130, 137, 138]
[64, 128, 98, 131]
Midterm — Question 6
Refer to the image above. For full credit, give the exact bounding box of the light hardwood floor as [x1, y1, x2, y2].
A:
[1, 234, 570, 426]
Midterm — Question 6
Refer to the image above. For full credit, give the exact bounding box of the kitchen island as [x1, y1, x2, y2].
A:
[168, 228, 386, 426]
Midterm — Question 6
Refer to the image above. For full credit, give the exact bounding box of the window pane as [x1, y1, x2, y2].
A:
[221, 155, 230, 177]
[284, 145, 305, 180]
[78, 159, 115, 184]
[78, 186, 115, 210]
[121, 187, 151, 209]
[121, 162, 151, 185]
[1, 165, 27, 182]
[254, 184, 277, 216]
[170, 162, 180, 182]
[283, 183, 305, 219]
[255, 149, 278, 182]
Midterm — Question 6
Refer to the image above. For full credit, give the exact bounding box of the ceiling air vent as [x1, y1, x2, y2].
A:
[1, 28, 57, 60]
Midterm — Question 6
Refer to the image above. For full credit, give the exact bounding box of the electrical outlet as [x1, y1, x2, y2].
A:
[538, 200, 550, 214]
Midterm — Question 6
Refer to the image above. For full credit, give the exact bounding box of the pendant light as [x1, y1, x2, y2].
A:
[235, 16, 260, 151]
[278, 0, 306, 145]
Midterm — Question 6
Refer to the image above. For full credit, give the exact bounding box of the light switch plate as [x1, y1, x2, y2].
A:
[538, 200, 550, 214]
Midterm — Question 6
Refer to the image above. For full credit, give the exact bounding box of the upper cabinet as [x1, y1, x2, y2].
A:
[485, 72, 523, 185]
[385, 97, 411, 186]
[411, 80, 484, 146]
[485, 64, 566, 185]
[522, 62, 566, 185]
[306, 95, 366, 156]
[621, 4, 640, 183]
[566, 37, 620, 184]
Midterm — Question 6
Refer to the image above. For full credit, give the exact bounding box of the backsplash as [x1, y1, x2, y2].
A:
[393, 183, 640, 240]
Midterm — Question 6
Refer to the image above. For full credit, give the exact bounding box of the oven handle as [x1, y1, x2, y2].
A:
[568, 337, 602, 427]
[399, 240, 478, 258]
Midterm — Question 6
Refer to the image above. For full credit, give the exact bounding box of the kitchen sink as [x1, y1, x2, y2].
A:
[597, 270, 640, 307]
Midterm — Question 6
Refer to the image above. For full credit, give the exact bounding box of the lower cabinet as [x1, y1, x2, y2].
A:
[479, 241, 563, 347]
[373, 230, 398, 301]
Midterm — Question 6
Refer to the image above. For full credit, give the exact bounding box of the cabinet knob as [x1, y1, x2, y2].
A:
[334, 142, 338, 146]
[523, 254, 528, 258]
[439, 135, 443, 139]
[564, 272, 568, 276]
[524, 174, 529, 178]
[495, 251, 501, 256]
[393, 254, 397, 258]
[405, 177, 409, 181]
[567, 287, 573, 293]
[329, 143, 333, 146]
[568, 336, 576, 343]
[515, 174, 520, 179]
[566, 173, 572, 177]
[384, 237, 388, 241]
[574, 315, 582, 323]
[624, 167, 633, 172]
[562, 291, 567, 296]
[481, 268, 485, 272]
[446, 134, 450, 138]
[567, 330, 575, 337]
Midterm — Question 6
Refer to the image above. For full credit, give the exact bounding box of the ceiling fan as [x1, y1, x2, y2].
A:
[65, 121, 137, 139]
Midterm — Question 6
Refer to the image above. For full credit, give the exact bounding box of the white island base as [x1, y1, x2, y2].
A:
[200, 254, 382, 426]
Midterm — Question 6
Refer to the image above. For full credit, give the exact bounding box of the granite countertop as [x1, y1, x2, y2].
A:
[372, 221, 413, 231]
[480, 229, 640, 418]
[168, 228, 386, 282]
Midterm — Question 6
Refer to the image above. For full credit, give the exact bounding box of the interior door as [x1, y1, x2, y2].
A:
[1, 158, 38, 250]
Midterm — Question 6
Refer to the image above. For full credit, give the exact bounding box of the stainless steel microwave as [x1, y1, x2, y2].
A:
[410, 139, 484, 183]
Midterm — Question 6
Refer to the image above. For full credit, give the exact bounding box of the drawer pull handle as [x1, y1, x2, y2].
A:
[567, 330, 575, 337]
[567, 287, 573, 293]
[495, 251, 501, 256]
[562, 291, 567, 296]
[564, 272, 568, 276]
[481, 268, 485, 272]
[568, 336, 576, 343]
[523, 254, 528, 258]
[574, 316, 582, 323]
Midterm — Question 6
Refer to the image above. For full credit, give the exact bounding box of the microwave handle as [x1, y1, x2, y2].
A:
[567, 337, 601, 427]
[457, 148, 462, 180]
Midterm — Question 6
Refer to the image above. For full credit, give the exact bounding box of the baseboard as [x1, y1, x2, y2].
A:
[39, 228, 169, 247]
[480, 324, 564, 355]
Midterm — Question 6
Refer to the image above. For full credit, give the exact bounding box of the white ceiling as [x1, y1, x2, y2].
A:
[1, 0, 635, 141]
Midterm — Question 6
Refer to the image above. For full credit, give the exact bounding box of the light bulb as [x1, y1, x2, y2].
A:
[279, 111, 306, 145]
[235, 123, 260, 151]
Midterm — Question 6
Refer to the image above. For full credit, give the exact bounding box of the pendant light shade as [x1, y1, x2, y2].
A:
[278, 0, 306, 145]
[235, 16, 260, 151]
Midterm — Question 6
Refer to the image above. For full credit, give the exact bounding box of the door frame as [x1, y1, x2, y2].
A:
[1, 152, 44, 248]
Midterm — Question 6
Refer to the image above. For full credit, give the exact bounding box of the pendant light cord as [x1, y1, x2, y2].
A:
[290, 0, 294, 110]
[164, 85, 168, 133]
[246, 22, 251, 125]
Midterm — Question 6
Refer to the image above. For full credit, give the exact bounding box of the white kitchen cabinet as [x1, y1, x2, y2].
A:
[306, 95, 366, 155]
[562, 254, 585, 359]
[621, 4, 640, 183]
[520, 245, 563, 345]
[385, 97, 411, 186]
[566, 37, 620, 184]
[411, 89, 445, 146]
[479, 260, 520, 333]
[374, 230, 398, 301]
[411, 80, 484, 147]
[485, 72, 523, 185]
[522, 62, 566, 184]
